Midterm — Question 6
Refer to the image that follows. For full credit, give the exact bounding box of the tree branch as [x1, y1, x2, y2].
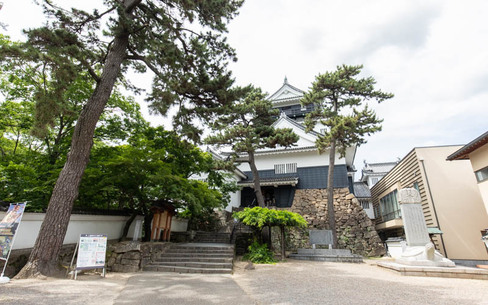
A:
[126, 52, 164, 78]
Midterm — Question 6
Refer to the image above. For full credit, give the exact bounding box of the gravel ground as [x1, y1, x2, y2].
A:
[1, 260, 487, 305]
[232, 259, 488, 305]
[0, 273, 131, 305]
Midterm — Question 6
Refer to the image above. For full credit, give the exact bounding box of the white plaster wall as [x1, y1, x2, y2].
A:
[364, 206, 375, 219]
[170, 218, 189, 232]
[237, 149, 346, 172]
[226, 188, 241, 212]
[1, 213, 143, 250]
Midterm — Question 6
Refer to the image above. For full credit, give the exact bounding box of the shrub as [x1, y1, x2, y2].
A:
[243, 240, 278, 264]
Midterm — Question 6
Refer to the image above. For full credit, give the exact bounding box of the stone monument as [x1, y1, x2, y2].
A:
[288, 230, 363, 263]
[395, 188, 454, 267]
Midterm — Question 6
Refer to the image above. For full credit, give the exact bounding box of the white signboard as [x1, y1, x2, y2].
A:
[76, 234, 107, 270]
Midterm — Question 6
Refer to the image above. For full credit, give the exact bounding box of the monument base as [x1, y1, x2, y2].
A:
[377, 261, 488, 280]
[289, 248, 363, 263]
[395, 243, 455, 267]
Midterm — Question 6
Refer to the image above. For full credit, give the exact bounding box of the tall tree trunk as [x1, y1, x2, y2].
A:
[248, 150, 265, 207]
[327, 139, 338, 248]
[120, 212, 137, 242]
[15, 30, 130, 279]
[142, 213, 153, 242]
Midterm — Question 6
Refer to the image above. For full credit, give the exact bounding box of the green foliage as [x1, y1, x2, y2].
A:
[301, 64, 394, 156]
[206, 86, 299, 155]
[233, 207, 308, 229]
[243, 240, 278, 264]
[77, 126, 232, 216]
[1, 1, 244, 142]
[206, 87, 299, 206]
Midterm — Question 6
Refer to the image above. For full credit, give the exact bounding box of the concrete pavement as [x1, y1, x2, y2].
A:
[1, 259, 487, 305]
[114, 272, 254, 305]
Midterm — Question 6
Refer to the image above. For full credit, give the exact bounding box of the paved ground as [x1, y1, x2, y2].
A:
[1, 259, 487, 305]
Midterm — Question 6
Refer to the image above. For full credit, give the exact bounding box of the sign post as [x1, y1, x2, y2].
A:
[74, 234, 107, 280]
[0, 202, 26, 284]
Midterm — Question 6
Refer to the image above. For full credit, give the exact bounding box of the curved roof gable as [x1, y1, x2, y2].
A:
[268, 77, 304, 104]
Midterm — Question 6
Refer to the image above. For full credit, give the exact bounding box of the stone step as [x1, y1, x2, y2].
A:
[193, 239, 231, 243]
[156, 257, 233, 263]
[145, 243, 235, 274]
[288, 254, 363, 263]
[148, 261, 233, 269]
[170, 245, 234, 251]
[195, 233, 230, 236]
[161, 252, 233, 258]
[193, 232, 231, 243]
[144, 265, 232, 274]
[163, 250, 234, 256]
[166, 246, 234, 252]
[297, 248, 354, 256]
[165, 248, 234, 254]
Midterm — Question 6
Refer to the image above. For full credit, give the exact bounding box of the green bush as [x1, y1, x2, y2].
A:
[243, 240, 278, 264]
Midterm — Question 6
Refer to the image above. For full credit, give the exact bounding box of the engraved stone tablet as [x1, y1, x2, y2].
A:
[398, 188, 421, 204]
[309, 230, 333, 245]
[399, 188, 430, 246]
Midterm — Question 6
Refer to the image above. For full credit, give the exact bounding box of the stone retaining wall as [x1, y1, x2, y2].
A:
[0, 244, 77, 278]
[106, 241, 171, 272]
[276, 188, 386, 257]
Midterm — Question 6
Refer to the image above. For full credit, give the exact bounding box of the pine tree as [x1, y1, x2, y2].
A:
[2, 0, 243, 278]
[205, 86, 299, 207]
[301, 65, 393, 248]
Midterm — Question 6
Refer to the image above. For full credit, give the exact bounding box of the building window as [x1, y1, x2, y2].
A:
[379, 189, 400, 222]
[371, 177, 379, 186]
[274, 163, 297, 174]
[360, 199, 370, 209]
[475, 166, 488, 183]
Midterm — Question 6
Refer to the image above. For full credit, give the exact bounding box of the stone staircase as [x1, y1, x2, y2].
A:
[193, 231, 231, 243]
[144, 243, 235, 274]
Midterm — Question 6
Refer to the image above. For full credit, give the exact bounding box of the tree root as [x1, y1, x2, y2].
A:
[15, 260, 65, 279]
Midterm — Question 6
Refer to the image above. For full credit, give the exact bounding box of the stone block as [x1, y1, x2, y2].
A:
[121, 258, 140, 266]
[122, 251, 141, 260]
[107, 256, 117, 267]
[113, 241, 141, 253]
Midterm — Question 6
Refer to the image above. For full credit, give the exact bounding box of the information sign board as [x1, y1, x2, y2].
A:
[76, 234, 107, 270]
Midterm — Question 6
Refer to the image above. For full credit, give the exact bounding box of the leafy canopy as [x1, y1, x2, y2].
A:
[205, 86, 299, 155]
[3, 0, 245, 142]
[233, 207, 308, 229]
[301, 64, 394, 156]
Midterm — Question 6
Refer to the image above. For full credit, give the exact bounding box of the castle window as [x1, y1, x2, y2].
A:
[274, 163, 297, 174]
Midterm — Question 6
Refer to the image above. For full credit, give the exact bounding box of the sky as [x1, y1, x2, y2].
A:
[1, 0, 488, 178]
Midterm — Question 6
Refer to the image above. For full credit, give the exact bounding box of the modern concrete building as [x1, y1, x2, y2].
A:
[371, 145, 488, 265]
[447, 131, 488, 217]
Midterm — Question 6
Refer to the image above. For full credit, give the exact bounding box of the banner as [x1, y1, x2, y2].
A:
[76, 234, 107, 270]
[0, 203, 26, 260]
